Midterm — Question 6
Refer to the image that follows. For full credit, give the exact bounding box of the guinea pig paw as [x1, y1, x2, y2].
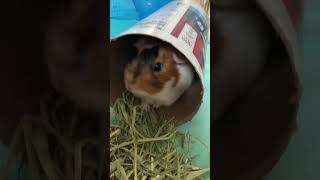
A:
[141, 102, 151, 111]
[152, 103, 161, 109]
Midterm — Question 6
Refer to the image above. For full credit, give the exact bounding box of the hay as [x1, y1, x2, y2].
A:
[0, 93, 105, 180]
[0, 90, 210, 180]
[110, 92, 210, 179]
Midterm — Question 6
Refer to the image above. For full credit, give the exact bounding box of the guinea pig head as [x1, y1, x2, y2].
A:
[124, 46, 180, 95]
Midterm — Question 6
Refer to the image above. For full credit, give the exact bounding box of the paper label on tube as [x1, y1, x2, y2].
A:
[170, 5, 208, 71]
[177, 23, 198, 51]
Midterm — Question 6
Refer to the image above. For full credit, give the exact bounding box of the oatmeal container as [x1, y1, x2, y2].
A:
[110, 0, 209, 124]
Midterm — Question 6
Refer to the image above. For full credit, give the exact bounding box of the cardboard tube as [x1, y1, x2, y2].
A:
[110, 0, 209, 124]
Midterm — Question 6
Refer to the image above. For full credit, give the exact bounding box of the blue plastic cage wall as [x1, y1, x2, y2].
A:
[111, 0, 172, 20]
[110, 0, 138, 20]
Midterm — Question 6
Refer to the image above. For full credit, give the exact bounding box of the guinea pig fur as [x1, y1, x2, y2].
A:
[124, 38, 194, 109]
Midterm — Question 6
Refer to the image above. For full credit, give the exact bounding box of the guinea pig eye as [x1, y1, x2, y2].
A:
[153, 63, 162, 72]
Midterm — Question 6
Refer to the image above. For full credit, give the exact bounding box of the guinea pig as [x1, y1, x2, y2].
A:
[124, 37, 195, 110]
[45, 0, 107, 112]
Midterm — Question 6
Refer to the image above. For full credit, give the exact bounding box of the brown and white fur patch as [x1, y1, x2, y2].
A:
[124, 39, 194, 109]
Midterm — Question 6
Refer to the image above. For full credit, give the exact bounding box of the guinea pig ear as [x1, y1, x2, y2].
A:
[133, 39, 145, 54]
[172, 53, 186, 64]
[133, 38, 159, 54]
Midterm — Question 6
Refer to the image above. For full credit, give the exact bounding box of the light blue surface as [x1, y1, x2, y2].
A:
[111, 0, 172, 20]
[110, 18, 211, 170]
[133, 0, 172, 20]
[110, 0, 138, 20]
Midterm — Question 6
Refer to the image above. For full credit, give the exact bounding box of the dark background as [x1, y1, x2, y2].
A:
[0, 0, 64, 145]
[267, 1, 320, 179]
